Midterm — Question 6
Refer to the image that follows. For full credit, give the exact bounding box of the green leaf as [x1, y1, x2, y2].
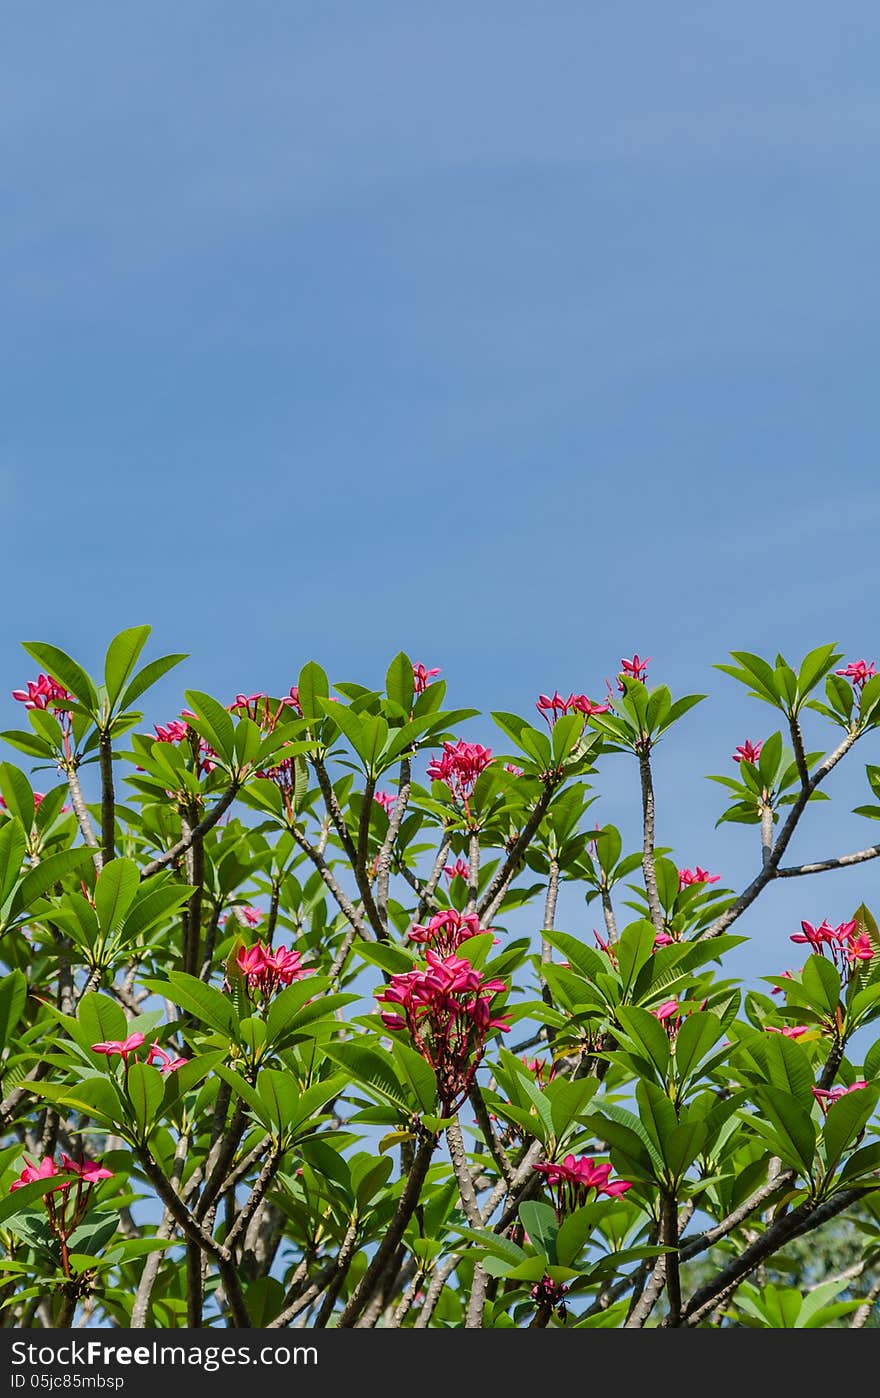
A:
[297, 662, 329, 722]
[118, 653, 187, 713]
[119, 882, 194, 945]
[519, 1200, 558, 1262]
[164, 972, 237, 1035]
[755, 1086, 816, 1177]
[673, 1012, 725, 1089]
[213, 1065, 272, 1129]
[0, 730, 55, 760]
[0, 1175, 79, 1226]
[78, 991, 128, 1048]
[636, 1080, 678, 1165]
[104, 627, 152, 709]
[13, 847, 95, 915]
[183, 691, 235, 766]
[822, 1085, 880, 1175]
[797, 645, 841, 702]
[0, 821, 27, 907]
[542, 930, 608, 982]
[800, 955, 841, 1017]
[94, 858, 140, 935]
[615, 1006, 671, 1079]
[0, 764, 34, 830]
[21, 642, 98, 713]
[391, 1039, 438, 1114]
[0, 971, 27, 1055]
[617, 921, 656, 999]
[323, 1042, 410, 1113]
[126, 1063, 164, 1141]
[385, 652, 414, 713]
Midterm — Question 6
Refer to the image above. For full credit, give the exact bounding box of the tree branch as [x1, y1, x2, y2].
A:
[478, 782, 558, 922]
[140, 783, 238, 879]
[637, 748, 664, 937]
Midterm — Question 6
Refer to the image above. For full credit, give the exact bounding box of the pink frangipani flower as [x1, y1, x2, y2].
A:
[443, 858, 470, 882]
[412, 663, 441, 694]
[532, 1154, 632, 1218]
[678, 866, 720, 888]
[812, 1081, 868, 1112]
[733, 739, 763, 764]
[146, 1044, 187, 1075]
[91, 1032, 145, 1064]
[835, 659, 876, 689]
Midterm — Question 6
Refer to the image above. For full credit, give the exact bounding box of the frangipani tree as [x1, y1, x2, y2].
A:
[0, 629, 879, 1329]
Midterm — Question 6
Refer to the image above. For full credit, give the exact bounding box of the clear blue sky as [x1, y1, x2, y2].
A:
[2, 2, 879, 980]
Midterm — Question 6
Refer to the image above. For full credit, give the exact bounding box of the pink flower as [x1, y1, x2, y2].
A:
[413, 663, 441, 695]
[376, 951, 509, 1112]
[532, 1154, 632, 1218]
[678, 867, 720, 888]
[9, 1156, 63, 1192]
[154, 720, 189, 744]
[283, 686, 302, 715]
[536, 692, 610, 727]
[407, 909, 494, 956]
[848, 933, 874, 962]
[619, 654, 651, 690]
[374, 791, 397, 814]
[653, 999, 679, 1022]
[766, 1024, 809, 1039]
[91, 1032, 145, 1064]
[733, 739, 763, 764]
[153, 717, 217, 774]
[235, 940, 308, 999]
[146, 1044, 187, 1075]
[812, 1081, 868, 1112]
[426, 740, 493, 804]
[443, 858, 470, 883]
[504, 764, 523, 777]
[229, 691, 268, 714]
[653, 931, 675, 948]
[60, 1154, 113, 1184]
[11, 674, 73, 712]
[835, 659, 876, 689]
[790, 919, 872, 978]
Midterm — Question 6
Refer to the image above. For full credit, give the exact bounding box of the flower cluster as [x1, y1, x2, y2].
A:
[376, 950, 509, 1112]
[535, 691, 610, 727]
[9, 1153, 113, 1253]
[530, 1274, 569, 1318]
[91, 1032, 185, 1074]
[835, 659, 876, 689]
[532, 1154, 631, 1219]
[413, 663, 441, 695]
[790, 919, 873, 975]
[678, 866, 720, 889]
[153, 714, 217, 775]
[11, 674, 73, 712]
[235, 940, 309, 1001]
[229, 690, 300, 728]
[426, 740, 493, 808]
[407, 909, 492, 957]
[733, 739, 763, 764]
[812, 1080, 868, 1113]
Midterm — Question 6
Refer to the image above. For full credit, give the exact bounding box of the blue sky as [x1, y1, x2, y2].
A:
[2, 2, 879, 980]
